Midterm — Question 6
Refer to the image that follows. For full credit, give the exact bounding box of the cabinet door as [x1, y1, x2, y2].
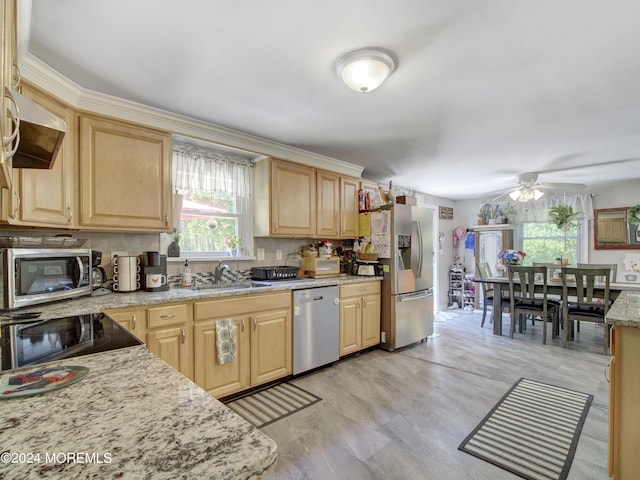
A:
[316, 170, 339, 237]
[194, 316, 250, 398]
[339, 296, 362, 356]
[270, 159, 315, 236]
[0, 0, 16, 189]
[251, 308, 292, 386]
[15, 83, 76, 227]
[148, 326, 191, 378]
[147, 304, 192, 378]
[340, 176, 359, 238]
[79, 115, 172, 231]
[105, 307, 146, 341]
[361, 294, 381, 348]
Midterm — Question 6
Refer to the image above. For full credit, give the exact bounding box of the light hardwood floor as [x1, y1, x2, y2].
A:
[262, 310, 611, 479]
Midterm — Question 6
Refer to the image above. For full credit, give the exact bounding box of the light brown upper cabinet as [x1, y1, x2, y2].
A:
[254, 157, 359, 238]
[594, 207, 640, 249]
[254, 158, 316, 237]
[0, 0, 17, 190]
[79, 114, 172, 231]
[12, 82, 77, 227]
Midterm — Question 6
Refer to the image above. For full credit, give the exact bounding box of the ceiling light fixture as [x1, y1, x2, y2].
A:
[509, 187, 544, 202]
[334, 48, 397, 93]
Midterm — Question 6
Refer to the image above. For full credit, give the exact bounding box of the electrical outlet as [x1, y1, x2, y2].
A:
[257, 248, 265, 261]
[276, 249, 282, 260]
[381, 331, 386, 343]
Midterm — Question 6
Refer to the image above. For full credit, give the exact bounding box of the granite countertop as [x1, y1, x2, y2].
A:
[606, 290, 640, 328]
[4, 275, 381, 321]
[0, 346, 277, 480]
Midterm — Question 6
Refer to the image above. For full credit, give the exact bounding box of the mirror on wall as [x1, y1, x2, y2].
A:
[594, 207, 640, 249]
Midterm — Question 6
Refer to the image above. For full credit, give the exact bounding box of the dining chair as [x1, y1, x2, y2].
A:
[561, 267, 611, 354]
[476, 262, 510, 327]
[507, 265, 560, 344]
[577, 263, 617, 282]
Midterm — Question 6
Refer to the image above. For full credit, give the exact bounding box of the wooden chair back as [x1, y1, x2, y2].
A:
[577, 263, 617, 282]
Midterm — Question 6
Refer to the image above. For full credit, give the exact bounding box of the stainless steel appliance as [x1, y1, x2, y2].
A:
[1, 313, 144, 372]
[379, 204, 435, 351]
[0, 248, 92, 310]
[293, 286, 340, 374]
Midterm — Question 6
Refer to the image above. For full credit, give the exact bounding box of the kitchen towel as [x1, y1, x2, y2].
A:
[215, 318, 237, 365]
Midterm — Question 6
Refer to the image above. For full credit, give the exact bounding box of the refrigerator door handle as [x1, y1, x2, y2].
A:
[398, 290, 433, 301]
[416, 220, 423, 279]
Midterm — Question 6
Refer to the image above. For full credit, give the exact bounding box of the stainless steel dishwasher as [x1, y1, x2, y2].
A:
[293, 285, 340, 375]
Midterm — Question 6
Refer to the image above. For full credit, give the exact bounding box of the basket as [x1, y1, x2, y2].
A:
[359, 253, 379, 261]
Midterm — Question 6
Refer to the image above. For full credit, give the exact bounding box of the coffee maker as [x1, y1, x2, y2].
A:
[91, 250, 107, 289]
[140, 251, 170, 292]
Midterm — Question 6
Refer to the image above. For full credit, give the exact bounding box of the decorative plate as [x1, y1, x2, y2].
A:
[0, 365, 89, 399]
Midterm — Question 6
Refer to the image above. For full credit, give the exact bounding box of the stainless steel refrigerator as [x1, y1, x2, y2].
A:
[379, 204, 434, 351]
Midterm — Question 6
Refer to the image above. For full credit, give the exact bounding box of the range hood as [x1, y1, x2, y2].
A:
[11, 90, 66, 169]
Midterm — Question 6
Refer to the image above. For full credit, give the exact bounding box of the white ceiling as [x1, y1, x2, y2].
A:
[24, 0, 640, 200]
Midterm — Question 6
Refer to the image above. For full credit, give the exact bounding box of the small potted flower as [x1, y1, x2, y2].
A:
[498, 249, 526, 266]
[223, 235, 242, 257]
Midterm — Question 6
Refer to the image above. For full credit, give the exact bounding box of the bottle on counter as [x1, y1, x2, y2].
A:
[181, 260, 192, 287]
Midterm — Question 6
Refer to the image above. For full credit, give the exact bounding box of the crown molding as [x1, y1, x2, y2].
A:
[18, 53, 364, 178]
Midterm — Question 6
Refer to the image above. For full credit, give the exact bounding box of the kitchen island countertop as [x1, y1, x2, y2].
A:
[606, 290, 640, 328]
[0, 345, 277, 479]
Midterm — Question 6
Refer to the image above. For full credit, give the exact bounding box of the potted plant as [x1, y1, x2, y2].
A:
[502, 203, 518, 224]
[477, 204, 493, 225]
[224, 235, 242, 257]
[628, 205, 640, 224]
[549, 204, 579, 258]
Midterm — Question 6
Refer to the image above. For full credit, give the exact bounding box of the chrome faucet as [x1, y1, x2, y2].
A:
[214, 261, 230, 284]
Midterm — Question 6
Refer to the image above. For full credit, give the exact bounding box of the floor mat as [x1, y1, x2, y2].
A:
[225, 382, 321, 428]
[459, 378, 593, 480]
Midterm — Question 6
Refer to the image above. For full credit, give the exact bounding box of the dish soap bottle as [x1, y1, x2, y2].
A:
[181, 260, 192, 287]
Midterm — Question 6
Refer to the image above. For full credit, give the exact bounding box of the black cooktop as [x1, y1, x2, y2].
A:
[1, 313, 144, 372]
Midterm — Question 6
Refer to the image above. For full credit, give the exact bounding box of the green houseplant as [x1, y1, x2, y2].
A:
[477, 204, 493, 225]
[628, 205, 640, 224]
[549, 204, 579, 258]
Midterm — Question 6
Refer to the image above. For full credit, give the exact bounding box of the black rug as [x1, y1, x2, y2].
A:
[459, 378, 593, 480]
[225, 382, 321, 428]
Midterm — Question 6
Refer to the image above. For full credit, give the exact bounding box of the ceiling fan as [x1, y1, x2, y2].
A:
[493, 172, 586, 202]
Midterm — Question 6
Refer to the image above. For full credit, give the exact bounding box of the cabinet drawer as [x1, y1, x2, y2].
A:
[340, 282, 381, 298]
[194, 292, 290, 320]
[148, 304, 189, 329]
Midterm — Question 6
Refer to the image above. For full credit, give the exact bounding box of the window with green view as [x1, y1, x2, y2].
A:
[520, 222, 581, 265]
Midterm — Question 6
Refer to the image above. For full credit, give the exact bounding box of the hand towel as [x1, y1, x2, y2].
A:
[215, 318, 237, 365]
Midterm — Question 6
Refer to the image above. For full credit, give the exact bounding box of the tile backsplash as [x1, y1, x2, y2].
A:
[0, 230, 346, 282]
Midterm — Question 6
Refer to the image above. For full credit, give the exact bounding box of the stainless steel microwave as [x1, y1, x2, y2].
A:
[0, 248, 92, 310]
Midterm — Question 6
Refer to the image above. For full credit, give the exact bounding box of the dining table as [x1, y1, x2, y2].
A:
[475, 274, 640, 336]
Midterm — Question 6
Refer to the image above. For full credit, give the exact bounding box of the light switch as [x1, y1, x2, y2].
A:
[257, 248, 265, 261]
[276, 249, 282, 260]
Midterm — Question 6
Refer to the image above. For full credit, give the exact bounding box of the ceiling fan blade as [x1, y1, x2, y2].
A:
[539, 182, 586, 191]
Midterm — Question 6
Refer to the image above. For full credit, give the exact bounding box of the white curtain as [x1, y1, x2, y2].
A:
[173, 143, 253, 197]
[515, 193, 594, 224]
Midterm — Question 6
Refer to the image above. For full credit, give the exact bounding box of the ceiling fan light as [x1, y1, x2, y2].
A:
[509, 190, 522, 201]
[335, 48, 397, 93]
[533, 189, 544, 200]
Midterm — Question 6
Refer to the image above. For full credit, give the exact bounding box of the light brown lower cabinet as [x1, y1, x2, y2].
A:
[339, 282, 381, 357]
[104, 307, 146, 341]
[147, 303, 192, 380]
[193, 292, 292, 399]
[609, 326, 640, 479]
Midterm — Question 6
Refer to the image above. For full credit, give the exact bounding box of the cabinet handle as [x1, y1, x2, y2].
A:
[67, 206, 73, 223]
[241, 318, 245, 332]
[160, 314, 176, 319]
[605, 359, 611, 383]
[253, 317, 257, 331]
[12, 191, 20, 218]
[3, 88, 20, 148]
[164, 214, 168, 227]
[180, 328, 185, 344]
[132, 314, 137, 330]
[11, 63, 21, 91]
